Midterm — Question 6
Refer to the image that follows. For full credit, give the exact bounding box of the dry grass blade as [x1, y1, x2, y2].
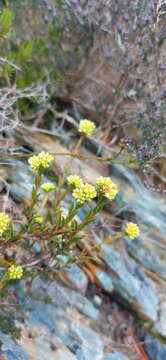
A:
[127, 329, 149, 360]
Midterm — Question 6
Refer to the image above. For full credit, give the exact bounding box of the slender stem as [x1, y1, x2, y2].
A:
[77, 214, 95, 230]
[90, 232, 126, 252]
[22, 254, 50, 268]
[52, 228, 76, 235]
[30, 171, 42, 211]
[0, 258, 12, 267]
[55, 187, 71, 208]
[54, 152, 110, 162]
[0, 152, 138, 166]
[72, 135, 85, 152]
[63, 208, 77, 226]
[39, 194, 48, 214]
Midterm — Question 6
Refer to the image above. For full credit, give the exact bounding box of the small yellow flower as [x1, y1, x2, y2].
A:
[34, 217, 43, 223]
[96, 177, 114, 188]
[103, 184, 118, 201]
[125, 222, 139, 240]
[67, 175, 83, 188]
[8, 265, 23, 280]
[73, 183, 97, 204]
[96, 177, 118, 201]
[41, 182, 55, 192]
[0, 213, 11, 236]
[78, 119, 96, 136]
[28, 152, 54, 170]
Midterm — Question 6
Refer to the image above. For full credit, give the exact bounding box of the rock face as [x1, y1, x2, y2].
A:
[102, 354, 130, 360]
[144, 334, 166, 360]
[102, 244, 159, 321]
[0, 277, 131, 360]
[3, 138, 166, 347]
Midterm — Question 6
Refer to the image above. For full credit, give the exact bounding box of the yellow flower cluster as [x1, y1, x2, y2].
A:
[125, 222, 139, 239]
[41, 182, 55, 192]
[34, 217, 43, 223]
[8, 265, 23, 280]
[96, 177, 114, 188]
[67, 175, 83, 188]
[73, 183, 97, 204]
[78, 119, 96, 136]
[0, 213, 11, 236]
[96, 176, 118, 201]
[28, 152, 54, 170]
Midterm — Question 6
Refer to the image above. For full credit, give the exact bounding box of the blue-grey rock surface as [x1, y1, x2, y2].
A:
[103, 244, 159, 321]
[0, 277, 135, 360]
[2, 130, 166, 359]
[143, 335, 166, 360]
[102, 353, 130, 360]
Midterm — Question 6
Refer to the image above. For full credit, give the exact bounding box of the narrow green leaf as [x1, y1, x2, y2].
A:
[78, 217, 96, 230]
[70, 235, 84, 244]
[71, 219, 78, 231]
[0, 9, 12, 37]
[69, 201, 75, 212]
[64, 208, 77, 225]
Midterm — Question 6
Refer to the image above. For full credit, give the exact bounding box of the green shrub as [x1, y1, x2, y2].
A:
[0, 122, 139, 292]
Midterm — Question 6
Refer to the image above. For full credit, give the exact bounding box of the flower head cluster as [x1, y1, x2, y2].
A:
[41, 182, 55, 192]
[96, 177, 114, 188]
[34, 217, 43, 223]
[0, 213, 11, 236]
[28, 152, 54, 171]
[73, 183, 96, 204]
[96, 177, 118, 201]
[7, 265, 23, 280]
[67, 175, 83, 188]
[78, 119, 95, 136]
[125, 222, 139, 240]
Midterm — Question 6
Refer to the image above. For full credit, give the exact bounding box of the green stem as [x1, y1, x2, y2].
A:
[39, 194, 48, 214]
[72, 135, 85, 152]
[55, 187, 71, 209]
[0, 152, 138, 166]
[51, 228, 77, 236]
[77, 214, 95, 231]
[63, 208, 77, 226]
[90, 232, 126, 252]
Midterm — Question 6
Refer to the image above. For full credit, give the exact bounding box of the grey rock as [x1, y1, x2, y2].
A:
[96, 269, 114, 292]
[77, 347, 103, 360]
[24, 299, 102, 360]
[30, 277, 99, 320]
[65, 264, 88, 292]
[2, 351, 20, 360]
[111, 164, 166, 236]
[7, 159, 33, 201]
[127, 239, 166, 280]
[25, 301, 58, 332]
[2, 332, 77, 360]
[0, 333, 30, 359]
[50, 348, 77, 360]
[93, 295, 103, 306]
[70, 323, 104, 359]
[102, 244, 158, 321]
[10, 184, 31, 201]
[24, 300, 81, 354]
[153, 301, 166, 337]
[143, 334, 166, 360]
[102, 353, 130, 360]
[18, 277, 101, 359]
